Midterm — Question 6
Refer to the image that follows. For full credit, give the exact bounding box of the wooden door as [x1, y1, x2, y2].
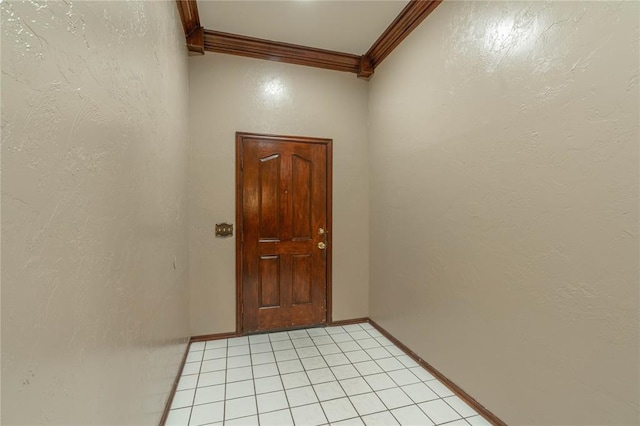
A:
[237, 133, 332, 334]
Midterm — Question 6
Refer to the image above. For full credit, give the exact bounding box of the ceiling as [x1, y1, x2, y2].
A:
[197, 0, 410, 55]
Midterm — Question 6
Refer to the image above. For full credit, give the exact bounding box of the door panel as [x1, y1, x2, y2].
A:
[239, 134, 330, 333]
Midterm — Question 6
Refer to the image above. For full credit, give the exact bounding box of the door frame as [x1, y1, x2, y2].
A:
[235, 132, 333, 335]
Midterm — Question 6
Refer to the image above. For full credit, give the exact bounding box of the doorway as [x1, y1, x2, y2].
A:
[236, 132, 332, 334]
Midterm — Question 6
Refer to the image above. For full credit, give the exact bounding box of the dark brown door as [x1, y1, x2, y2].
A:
[237, 133, 331, 333]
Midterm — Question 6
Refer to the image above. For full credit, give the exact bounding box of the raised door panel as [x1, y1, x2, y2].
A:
[291, 154, 312, 241]
[258, 154, 281, 241]
[259, 255, 280, 308]
[291, 254, 312, 305]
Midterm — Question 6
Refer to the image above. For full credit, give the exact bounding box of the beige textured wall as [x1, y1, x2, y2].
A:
[189, 54, 369, 336]
[1, 1, 190, 424]
[368, 1, 639, 424]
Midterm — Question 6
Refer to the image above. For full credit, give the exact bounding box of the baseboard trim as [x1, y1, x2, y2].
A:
[159, 340, 190, 426]
[190, 331, 238, 343]
[367, 318, 506, 426]
[330, 317, 370, 326]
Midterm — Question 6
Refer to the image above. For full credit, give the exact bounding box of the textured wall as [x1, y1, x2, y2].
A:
[368, 1, 639, 424]
[189, 54, 369, 336]
[1, 1, 190, 424]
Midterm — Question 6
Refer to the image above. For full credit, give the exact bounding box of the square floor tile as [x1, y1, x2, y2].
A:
[201, 358, 226, 373]
[343, 324, 364, 332]
[204, 348, 226, 361]
[190, 342, 206, 352]
[228, 337, 249, 347]
[256, 390, 288, 413]
[286, 385, 318, 407]
[251, 352, 276, 365]
[250, 342, 272, 354]
[171, 389, 195, 409]
[388, 369, 420, 386]
[227, 355, 251, 369]
[228, 345, 250, 357]
[253, 363, 279, 379]
[444, 396, 478, 417]
[324, 353, 350, 367]
[332, 333, 356, 343]
[205, 339, 226, 350]
[375, 337, 394, 347]
[362, 411, 400, 425]
[466, 415, 492, 426]
[278, 359, 304, 374]
[186, 351, 204, 363]
[225, 396, 257, 420]
[376, 387, 413, 409]
[364, 373, 397, 391]
[269, 331, 290, 342]
[396, 355, 419, 369]
[325, 326, 346, 335]
[288, 329, 309, 339]
[226, 366, 253, 383]
[358, 338, 382, 350]
[419, 399, 462, 424]
[331, 364, 360, 380]
[225, 415, 258, 425]
[198, 371, 225, 387]
[307, 328, 328, 337]
[427, 380, 456, 397]
[332, 417, 364, 426]
[254, 376, 283, 394]
[349, 392, 387, 416]
[272, 340, 294, 351]
[301, 356, 328, 371]
[291, 402, 327, 426]
[275, 349, 298, 362]
[322, 397, 358, 423]
[366, 329, 383, 338]
[226, 380, 255, 399]
[313, 380, 346, 401]
[354, 361, 383, 376]
[259, 409, 294, 426]
[296, 346, 321, 359]
[292, 337, 314, 348]
[318, 343, 342, 355]
[439, 420, 469, 426]
[401, 382, 439, 403]
[345, 350, 371, 363]
[194, 384, 225, 405]
[281, 371, 311, 389]
[307, 367, 336, 384]
[177, 375, 198, 391]
[391, 405, 434, 426]
[340, 377, 372, 396]
[376, 357, 405, 372]
[249, 334, 270, 344]
[166, 407, 191, 426]
[181, 362, 201, 376]
[349, 331, 371, 341]
[311, 335, 333, 346]
[386, 346, 405, 356]
[189, 401, 224, 425]
[360, 323, 374, 330]
[410, 366, 436, 382]
[366, 347, 392, 360]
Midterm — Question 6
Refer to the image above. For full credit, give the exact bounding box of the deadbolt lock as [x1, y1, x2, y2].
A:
[319, 227, 325, 235]
[317, 242, 327, 249]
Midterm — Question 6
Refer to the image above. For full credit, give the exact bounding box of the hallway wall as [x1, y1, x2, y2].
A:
[1, 1, 190, 424]
[368, 1, 639, 424]
[188, 54, 369, 336]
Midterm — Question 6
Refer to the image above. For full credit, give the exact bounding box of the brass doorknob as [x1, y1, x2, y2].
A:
[317, 242, 327, 249]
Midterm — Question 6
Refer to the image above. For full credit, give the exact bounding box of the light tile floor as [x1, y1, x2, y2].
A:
[166, 322, 491, 426]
